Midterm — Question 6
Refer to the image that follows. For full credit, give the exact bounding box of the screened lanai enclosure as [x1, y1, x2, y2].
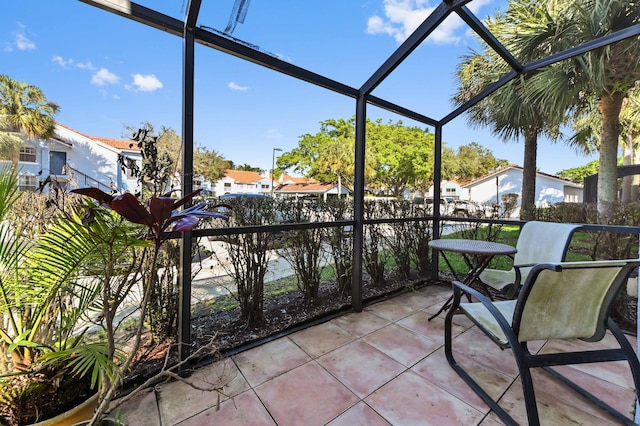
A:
[78, 0, 640, 363]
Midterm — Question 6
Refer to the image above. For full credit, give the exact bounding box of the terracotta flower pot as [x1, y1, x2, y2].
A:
[30, 393, 98, 426]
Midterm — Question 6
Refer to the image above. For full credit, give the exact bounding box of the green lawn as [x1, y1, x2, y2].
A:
[435, 223, 597, 276]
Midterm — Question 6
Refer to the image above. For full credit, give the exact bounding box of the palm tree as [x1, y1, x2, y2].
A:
[517, 0, 640, 222]
[568, 86, 640, 203]
[0, 74, 59, 162]
[453, 10, 563, 220]
[620, 86, 640, 202]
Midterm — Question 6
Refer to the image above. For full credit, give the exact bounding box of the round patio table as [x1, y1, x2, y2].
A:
[428, 239, 516, 320]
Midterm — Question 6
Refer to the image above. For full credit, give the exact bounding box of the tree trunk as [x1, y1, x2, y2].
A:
[598, 92, 625, 223]
[621, 141, 632, 203]
[633, 144, 640, 201]
[520, 130, 538, 221]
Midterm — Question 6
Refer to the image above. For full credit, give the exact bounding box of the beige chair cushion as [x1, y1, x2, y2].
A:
[460, 300, 516, 347]
[464, 260, 631, 346]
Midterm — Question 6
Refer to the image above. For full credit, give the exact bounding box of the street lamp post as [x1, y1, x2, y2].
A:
[271, 147, 282, 196]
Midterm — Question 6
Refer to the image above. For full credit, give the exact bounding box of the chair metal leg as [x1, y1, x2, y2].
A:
[513, 345, 541, 426]
[534, 322, 640, 426]
[444, 304, 520, 425]
[608, 319, 640, 402]
[542, 367, 638, 426]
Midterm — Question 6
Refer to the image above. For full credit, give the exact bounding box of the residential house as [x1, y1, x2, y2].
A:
[275, 181, 351, 200]
[279, 174, 309, 186]
[462, 165, 583, 218]
[212, 170, 272, 196]
[425, 180, 463, 200]
[4, 123, 141, 194]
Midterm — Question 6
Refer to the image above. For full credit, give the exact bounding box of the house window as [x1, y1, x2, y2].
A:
[120, 156, 139, 179]
[49, 151, 67, 175]
[445, 188, 456, 194]
[18, 175, 37, 191]
[261, 184, 269, 189]
[224, 182, 231, 189]
[19, 147, 36, 163]
[124, 161, 138, 178]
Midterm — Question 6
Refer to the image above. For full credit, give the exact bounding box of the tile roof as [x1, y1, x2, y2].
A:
[277, 181, 341, 193]
[226, 169, 265, 183]
[56, 123, 139, 151]
[282, 174, 308, 184]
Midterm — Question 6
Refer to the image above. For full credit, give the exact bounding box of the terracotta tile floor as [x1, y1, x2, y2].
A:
[116, 285, 639, 425]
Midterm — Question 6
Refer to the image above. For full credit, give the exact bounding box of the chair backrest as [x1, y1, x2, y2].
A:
[512, 259, 640, 343]
[513, 221, 582, 282]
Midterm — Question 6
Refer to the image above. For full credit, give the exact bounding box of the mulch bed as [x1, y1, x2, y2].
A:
[124, 272, 441, 386]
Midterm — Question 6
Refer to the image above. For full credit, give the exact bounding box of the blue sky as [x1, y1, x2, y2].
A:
[2, 0, 598, 176]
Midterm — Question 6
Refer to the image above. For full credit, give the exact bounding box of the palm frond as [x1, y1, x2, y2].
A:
[40, 342, 125, 390]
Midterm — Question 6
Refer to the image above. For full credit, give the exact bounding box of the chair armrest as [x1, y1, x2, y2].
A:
[513, 262, 538, 270]
[507, 263, 539, 298]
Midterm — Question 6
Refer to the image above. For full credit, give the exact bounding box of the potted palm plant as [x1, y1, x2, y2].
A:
[68, 184, 228, 425]
[0, 167, 116, 425]
[1, 121, 229, 425]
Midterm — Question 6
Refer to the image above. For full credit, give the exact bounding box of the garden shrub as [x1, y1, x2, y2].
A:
[216, 195, 277, 325]
[378, 199, 415, 280]
[363, 200, 388, 286]
[277, 199, 326, 304]
[409, 203, 432, 277]
[321, 198, 353, 295]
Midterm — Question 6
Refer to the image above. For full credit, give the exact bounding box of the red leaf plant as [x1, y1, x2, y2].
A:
[71, 187, 229, 247]
[69, 187, 229, 424]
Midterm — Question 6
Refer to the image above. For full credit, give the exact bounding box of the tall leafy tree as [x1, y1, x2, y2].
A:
[453, 5, 564, 220]
[278, 117, 445, 198]
[367, 119, 439, 198]
[194, 145, 232, 183]
[233, 163, 262, 172]
[0, 74, 59, 162]
[557, 160, 600, 184]
[278, 117, 358, 186]
[454, 142, 508, 182]
[520, 0, 640, 221]
[124, 123, 232, 187]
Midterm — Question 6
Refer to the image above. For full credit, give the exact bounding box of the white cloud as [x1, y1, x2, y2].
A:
[76, 61, 96, 71]
[91, 68, 120, 86]
[366, 0, 493, 44]
[15, 33, 35, 50]
[53, 57, 97, 71]
[7, 23, 35, 51]
[131, 74, 163, 92]
[52, 56, 72, 68]
[228, 82, 248, 91]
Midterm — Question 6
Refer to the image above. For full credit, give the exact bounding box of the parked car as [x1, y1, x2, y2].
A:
[421, 197, 454, 215]
[451, 200, 479, 217]
[452, 200, 495, 217]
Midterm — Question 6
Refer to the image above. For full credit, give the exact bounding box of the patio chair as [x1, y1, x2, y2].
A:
[478, 221, 582, 298]
[445, 259, 640, 426]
